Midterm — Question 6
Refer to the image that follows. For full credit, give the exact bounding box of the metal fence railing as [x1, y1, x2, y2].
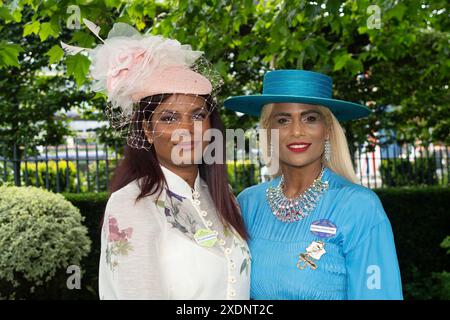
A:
[1, 141, 448, 194]
[354, 143, 449, 189]
[1, 143, 121, 193]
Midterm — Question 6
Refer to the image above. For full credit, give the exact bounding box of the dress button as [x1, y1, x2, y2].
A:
[192, 191, 200, 199]
[206, 220, 213, 227]
[219, 239, 226, 246]
[200, 210, 208, 217]
[229, 276, 236, 283]
[225, 248, 232, 255]
[229, 289, 236, 297]
[193, 199, 201, 206]
[230, 262, 236, 270]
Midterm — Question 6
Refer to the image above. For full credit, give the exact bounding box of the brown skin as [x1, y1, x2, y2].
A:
[143, 94, 211, 188]
[269, 103, 329, 198]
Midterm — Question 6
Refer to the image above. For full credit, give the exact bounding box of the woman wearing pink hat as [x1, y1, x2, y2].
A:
[63, 21, 250, 299]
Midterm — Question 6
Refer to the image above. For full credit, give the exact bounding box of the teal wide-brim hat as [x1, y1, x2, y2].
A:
[224, 70, 371, 121]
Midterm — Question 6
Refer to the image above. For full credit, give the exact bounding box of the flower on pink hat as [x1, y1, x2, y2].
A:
[106, 47, 145, 92]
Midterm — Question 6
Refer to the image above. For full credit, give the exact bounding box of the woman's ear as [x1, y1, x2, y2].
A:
[325, 123, 331, 141]
[142, 120, 154, 144]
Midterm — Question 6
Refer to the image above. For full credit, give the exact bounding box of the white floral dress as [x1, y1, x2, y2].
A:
[99, 165, 251, 299]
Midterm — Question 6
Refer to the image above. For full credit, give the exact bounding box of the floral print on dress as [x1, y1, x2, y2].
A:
[233, 236, 251, 276]
[166, 189, 186, 202]
[155, 188, 201, 241]
[105, 216, 133, 271]
[155, 186, 250, 273]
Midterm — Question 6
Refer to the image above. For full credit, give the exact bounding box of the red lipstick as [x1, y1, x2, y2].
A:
[286, 142, 311, 153]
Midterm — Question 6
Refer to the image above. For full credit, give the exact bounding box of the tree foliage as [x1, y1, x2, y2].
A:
[0, 0, 448, 150]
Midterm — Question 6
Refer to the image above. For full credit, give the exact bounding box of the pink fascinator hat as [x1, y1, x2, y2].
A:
[61, 20, 214, 118]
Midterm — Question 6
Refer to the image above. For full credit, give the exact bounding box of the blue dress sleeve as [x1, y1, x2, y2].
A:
[237, 188, 251, 226]
[345, 219, 403, 300]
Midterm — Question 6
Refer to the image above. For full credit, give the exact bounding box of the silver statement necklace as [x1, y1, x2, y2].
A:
[266, 167, 329, 223]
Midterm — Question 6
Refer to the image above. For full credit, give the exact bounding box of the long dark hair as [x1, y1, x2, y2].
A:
[109, 94, 248, 240]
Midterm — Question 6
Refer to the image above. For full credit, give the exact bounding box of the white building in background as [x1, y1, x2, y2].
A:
[36, 110, 112, 160]
[66, 119, 109, 146]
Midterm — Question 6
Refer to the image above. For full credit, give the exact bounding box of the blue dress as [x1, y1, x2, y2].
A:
[237, 168, 403, 300]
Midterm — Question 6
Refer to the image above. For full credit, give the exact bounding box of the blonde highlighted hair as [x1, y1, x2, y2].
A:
[260, 103, 359, 184]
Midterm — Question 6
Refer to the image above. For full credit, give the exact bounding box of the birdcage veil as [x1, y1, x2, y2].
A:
[104, 56, 223, 150]
[61, 20, 223, 150]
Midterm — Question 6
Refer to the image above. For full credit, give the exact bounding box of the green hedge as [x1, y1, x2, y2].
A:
[61, 192, 109, 300]
[20, 161, 78, 193]
[1, 160, 117, 193]
[11, 187, 447, 300]
[87, 161, 115, 192]
[0, 186, 91, 299]
[227, 160, 260, 195]
[379, 158, 439, 187]
[373, 187, 450, 299]
[434, 236, 450, 299]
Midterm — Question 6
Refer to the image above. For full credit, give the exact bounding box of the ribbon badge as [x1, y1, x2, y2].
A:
[310, 219, 337, 238]
[194, 228, 218, 247]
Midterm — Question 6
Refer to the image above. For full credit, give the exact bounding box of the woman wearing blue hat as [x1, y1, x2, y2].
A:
[224, 70, 403, 300]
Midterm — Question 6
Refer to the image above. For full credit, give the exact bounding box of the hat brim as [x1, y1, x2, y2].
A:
[223, 94, 371, 121]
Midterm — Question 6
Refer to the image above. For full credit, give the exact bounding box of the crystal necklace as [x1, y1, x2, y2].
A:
[266, 167, 329, 223]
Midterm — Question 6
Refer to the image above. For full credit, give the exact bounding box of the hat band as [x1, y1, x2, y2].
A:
[263, 81, 332, 99]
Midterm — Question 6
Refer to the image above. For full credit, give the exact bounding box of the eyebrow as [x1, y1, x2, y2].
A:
[273, 110, 322, 117]
[157, 107, 206, 114]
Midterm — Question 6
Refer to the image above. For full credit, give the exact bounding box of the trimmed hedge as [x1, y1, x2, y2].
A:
[373, 187, 450, 299]
[0, 186, 91, 299]
[46, 187, 450, 299]
[61, 192, 109, 300]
